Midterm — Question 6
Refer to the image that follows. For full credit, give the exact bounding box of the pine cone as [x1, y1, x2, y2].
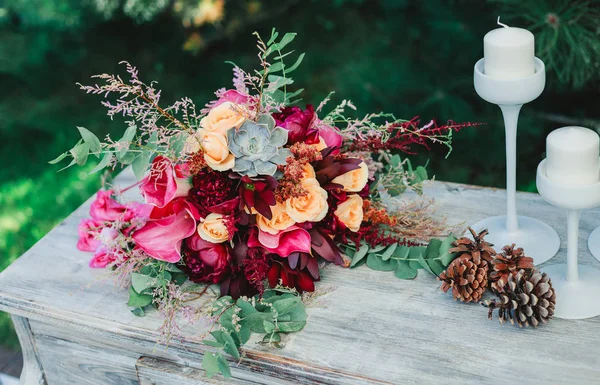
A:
[449, 227, 496, 263]
[439, 253, 489, 302]
[490, 244, 534, 291]
[482, 269, 556, 328]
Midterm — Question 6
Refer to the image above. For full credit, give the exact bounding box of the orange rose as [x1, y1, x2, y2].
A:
[198, 213, 229, 243]
[285, 178, 328, 223]
[200, 101, 245, 135]
[334, 194, 364, 232]
[331, 161, 369, 192]
[256, 202, 296, 234]
[199, 130, 235, 171]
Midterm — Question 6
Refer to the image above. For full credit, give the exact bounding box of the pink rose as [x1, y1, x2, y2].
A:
[273, 105, 320, 145]
[77, 218, 103, 252]
[140, 156, 191, 208]
[317, 121, 344, 151]
[248, 226, 312, 257]
[182, 233, 231, 284]
[215, 90, 250, 107]
[132, 199, 200, 263]
[89, 247, 117, 268]
[90, 190, 128, 222]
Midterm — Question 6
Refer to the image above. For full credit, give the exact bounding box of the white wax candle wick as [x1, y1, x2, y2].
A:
[497, 16, 509, 28]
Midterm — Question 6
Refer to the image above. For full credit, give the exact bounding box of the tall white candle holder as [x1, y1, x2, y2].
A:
[471, 57, 560, 264]
[587, 228, 600, 262]
[536, 159, 600, 319]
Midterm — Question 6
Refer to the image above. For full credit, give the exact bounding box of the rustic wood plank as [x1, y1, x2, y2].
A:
[1, 169, 600, 384]
[10, 316, 45, 385]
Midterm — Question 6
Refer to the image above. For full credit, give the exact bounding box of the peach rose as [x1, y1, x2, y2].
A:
[285, 178, 328, 223]
[198, 213, 229, 243]
[256, 202, 296, 235]
[200, 101, 245, 135]
[331, 161, 369, 192]
[302, 163, 316, 179]
[334, 194, 363, 232]
[199, 130, 235, 171]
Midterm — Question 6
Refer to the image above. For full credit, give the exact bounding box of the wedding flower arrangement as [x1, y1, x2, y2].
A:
[52, 29, 480, 377]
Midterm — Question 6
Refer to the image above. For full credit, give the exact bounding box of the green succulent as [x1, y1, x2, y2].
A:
[227, 114, 292, 177]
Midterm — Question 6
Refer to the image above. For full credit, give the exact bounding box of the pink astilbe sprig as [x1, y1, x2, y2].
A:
[78, 61, 196, 163]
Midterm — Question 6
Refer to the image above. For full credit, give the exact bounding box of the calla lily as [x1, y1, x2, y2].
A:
[132, 199, 199, 263]
[248, 226, 312, 257]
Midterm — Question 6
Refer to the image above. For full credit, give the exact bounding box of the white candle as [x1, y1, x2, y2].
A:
[484, 19, 535, 79]
[546, 126, 600, 185]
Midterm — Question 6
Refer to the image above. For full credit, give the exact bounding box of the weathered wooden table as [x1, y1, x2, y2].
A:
[2, 170, 600, 385]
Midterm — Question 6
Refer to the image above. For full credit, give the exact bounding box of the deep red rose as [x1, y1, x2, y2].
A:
[182, 233, 231, 284]
[273, 105, 319, 145]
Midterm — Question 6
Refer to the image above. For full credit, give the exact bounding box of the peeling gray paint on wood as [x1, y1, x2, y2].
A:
[2, 169, 600, 385]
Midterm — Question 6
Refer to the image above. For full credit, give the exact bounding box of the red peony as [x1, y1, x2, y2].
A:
[188, 168, 236, 216]
[182, 233, 231, 284]
[273, 105, 320, 145]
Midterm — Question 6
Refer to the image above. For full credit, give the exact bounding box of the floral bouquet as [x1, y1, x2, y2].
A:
[52, 29, 476, 377]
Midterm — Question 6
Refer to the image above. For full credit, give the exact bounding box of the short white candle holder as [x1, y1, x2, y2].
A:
[471, 57, 560, 264]
[587, 227, 600, 263]
[536, 159, 600, 319]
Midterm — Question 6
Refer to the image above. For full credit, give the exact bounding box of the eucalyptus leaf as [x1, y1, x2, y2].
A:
[350, 244, 370, 267]
[271, 297, 300, 315]
[89, 152, 113, 174]
[216, 354, 232, 378]
[127, 286, 153, 308]
[70, 142, 90, 166]
[394, 260, 418, 279]
[286, 52, 305, 73]
[202, 353, 220, 378]
[48, 152, 68, 164]
[77, 126, 101, 156]
[366, 253, 396, 272]
[130, 307, 145, 317]
[132, 150, 153, 180]
[381, 244, 397, 261]
[203, 339, 225, 348]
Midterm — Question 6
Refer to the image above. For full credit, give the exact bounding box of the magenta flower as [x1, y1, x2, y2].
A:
[89, 246, 117, 268]
[76, 218, 103, 252]
[89, 190, 129, 222]
[132, 199, 200, 263]
[316, 121, 344, 151]
[140, 156, 190, 208]
[273, 105, 319, 145]
[247, 226, 312, 257]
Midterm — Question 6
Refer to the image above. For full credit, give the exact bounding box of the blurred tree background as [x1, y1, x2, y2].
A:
[0, 0, 598, 349]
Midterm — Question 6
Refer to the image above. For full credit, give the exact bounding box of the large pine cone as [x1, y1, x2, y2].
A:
[449, 227, 496, 263]
[490, 244, 534, 291]
[439, 254, 488, 303]
[482, 269, 556, 327]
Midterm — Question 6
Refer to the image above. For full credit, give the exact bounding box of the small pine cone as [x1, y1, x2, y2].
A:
[490, 244, 535, 291]
[439, 254, 489, 303]
[449, 227, 496, 263]
[482, 269, 556, 328]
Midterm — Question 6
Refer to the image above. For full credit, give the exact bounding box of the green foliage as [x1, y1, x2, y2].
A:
[492, 0, 600, 90]
[201, 288, 307, 379]
[127, 260, 189, 316]
[344, 235, 459, 279]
